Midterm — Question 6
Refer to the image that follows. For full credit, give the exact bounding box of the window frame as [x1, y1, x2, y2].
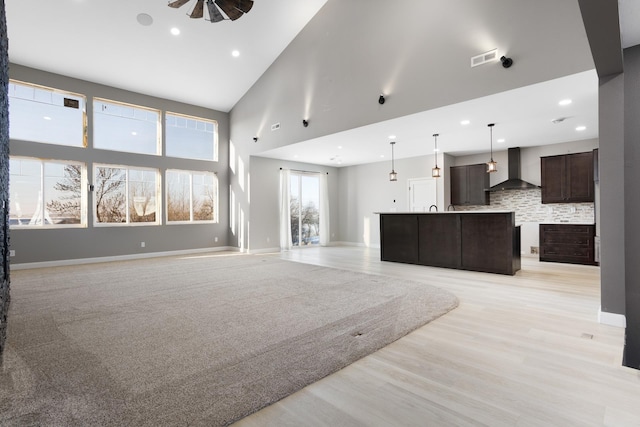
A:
[92, 97, 162, 156]
[8, 79, 88, 148]
[165, 169, 219, 224]
[93, 163, 161, 227]
[9, 156, 88, 229]
[165, 111, 218, 161]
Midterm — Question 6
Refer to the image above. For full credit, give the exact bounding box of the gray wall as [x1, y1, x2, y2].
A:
[624, 45, 640, 368]
[9, 65, 230, 264]
[599, 74, 626, 316]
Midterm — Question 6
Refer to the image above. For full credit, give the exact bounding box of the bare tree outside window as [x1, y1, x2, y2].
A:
[95, 167, 126, 223]
[129, 170, 156, 223]
[166, 170, 217, 223]
[167, 171, 191, 221]
[45, 163, 82, 223]
[193, 174, 215, 221]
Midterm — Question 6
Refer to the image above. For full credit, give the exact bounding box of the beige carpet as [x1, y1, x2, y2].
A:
[0, 253, 458, 426]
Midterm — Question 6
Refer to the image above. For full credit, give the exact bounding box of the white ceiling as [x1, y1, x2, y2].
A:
[5, 0, 328, 113]
[4, 1, 638, 167]
[257, 70, 599, 167]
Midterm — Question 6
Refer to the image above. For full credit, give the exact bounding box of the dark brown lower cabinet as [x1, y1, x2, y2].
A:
[460, 214, 521, 275]
[379, 212, 520, 275]
[380, 214, 419, 264]
[418, 214, 460, 269]
[539, 224, 596, 265]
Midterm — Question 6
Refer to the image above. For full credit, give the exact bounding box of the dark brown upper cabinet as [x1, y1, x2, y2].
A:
[450, 164, 490, 205]
[541, 151, 594, 204]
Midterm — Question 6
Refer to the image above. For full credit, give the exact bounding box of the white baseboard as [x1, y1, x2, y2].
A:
[598, 308, 627, 328]
[10, 246, 238, 270]
[332, 241, 381, 249]
[248, 247, 281, 254]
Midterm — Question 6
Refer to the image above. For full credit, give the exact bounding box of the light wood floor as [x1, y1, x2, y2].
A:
[235, 246, 640, 426]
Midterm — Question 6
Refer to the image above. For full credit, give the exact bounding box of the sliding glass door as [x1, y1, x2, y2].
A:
[290, 173, 320, 247]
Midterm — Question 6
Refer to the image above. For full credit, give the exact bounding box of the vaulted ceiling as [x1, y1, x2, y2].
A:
[5, 1, 639, 166]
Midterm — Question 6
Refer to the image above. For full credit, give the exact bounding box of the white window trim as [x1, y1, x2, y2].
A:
[93, 163, 161, 227]
[166, 169, 218, 224]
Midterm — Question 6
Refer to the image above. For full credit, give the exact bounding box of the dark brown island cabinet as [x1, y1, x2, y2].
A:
[540, 151, 595, 203]
[379, 212, 521, 275]
[539, 223, 597, 265]
[450, 164, 490, 205]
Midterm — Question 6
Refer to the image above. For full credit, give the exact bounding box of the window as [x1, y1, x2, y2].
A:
[8, 80, 86, 147]
[165, 112, 217, 161]
[94, 165, 159, 225]
[93, 98, 160, 155]
[166, 170, 218, 223]
[9, 157, 86, 227]
[290, 173, 320, 246]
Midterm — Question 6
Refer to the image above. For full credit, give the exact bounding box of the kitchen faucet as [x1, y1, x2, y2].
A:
[429, 204, 438, 212]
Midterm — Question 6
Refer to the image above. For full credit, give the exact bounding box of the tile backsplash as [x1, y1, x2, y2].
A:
[453, 189, 595, 224]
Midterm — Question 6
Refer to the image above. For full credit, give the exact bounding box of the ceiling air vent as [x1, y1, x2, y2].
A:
[271, 123, 280, 131]
[471, 49, 498, 67]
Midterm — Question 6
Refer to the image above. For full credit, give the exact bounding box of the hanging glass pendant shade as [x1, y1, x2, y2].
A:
[432, 133, 441, 178]
[389, 141, 398, 181]
[487, 123, 498, 173]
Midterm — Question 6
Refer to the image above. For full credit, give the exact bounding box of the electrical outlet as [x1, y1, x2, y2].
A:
[531, 246, 539, 254]
[141, 242, 145, 248]
[9, 250, 15, 257]
[214, 237, 218, 243]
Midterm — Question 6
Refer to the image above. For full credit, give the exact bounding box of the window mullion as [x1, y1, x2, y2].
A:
[125, 168, 130, 224]
[189, 173, 194, 222]
[40, 161, 45, 226]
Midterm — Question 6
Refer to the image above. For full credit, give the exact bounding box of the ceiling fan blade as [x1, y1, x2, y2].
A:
[190, 0, 205, 18]
[168, 0, 191, 8]
[235, 0, 253, 13]
[206, 0, 225, 22]
[215, 0, 243, 20]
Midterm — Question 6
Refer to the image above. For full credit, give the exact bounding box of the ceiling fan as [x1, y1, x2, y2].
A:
[168, 0, 254, 22]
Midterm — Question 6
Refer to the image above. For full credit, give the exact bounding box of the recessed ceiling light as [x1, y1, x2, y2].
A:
[388, 135, 396, 139]
[460, 120, 470, 125]
[380, 154, 385, 158]
[136, 13, 153, 26]
[338, 146, 343, 149]
[170, 27, 180, 36]
[497, 138, 505, 143]
[43, 116, 52, 121]
[131, 131, 138, 136]
[293, 154, 299, 158]
[576, 126, 586, 131]
[231, 50, 240, 57]
[559, 99, 572, 106]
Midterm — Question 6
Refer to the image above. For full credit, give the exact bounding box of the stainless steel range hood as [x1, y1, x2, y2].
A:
[490, 147, 539, 191]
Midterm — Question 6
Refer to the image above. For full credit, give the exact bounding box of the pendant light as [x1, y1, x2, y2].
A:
[389, 141, 398, 181]
[432, 133, 441, 178]
[486, 123, 498, 173]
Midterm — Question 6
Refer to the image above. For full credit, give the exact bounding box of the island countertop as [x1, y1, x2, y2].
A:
[379, 211, 520, 275]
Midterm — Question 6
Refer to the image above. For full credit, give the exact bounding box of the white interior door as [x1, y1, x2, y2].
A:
[408, 177, 437, 212]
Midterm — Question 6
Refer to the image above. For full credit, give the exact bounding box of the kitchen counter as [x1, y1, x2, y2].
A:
[377, 212, 521, 275]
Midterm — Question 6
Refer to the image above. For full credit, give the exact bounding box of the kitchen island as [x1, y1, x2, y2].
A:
[378, 212, 521, 275]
